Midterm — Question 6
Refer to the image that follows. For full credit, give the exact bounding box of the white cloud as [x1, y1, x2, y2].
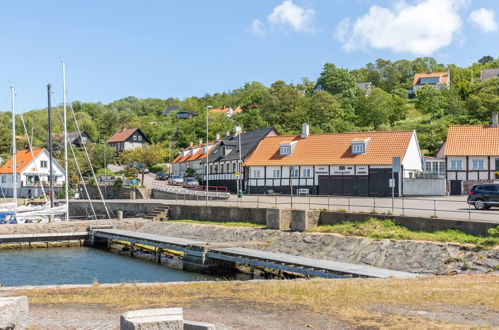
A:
[249, 19, 266, 36]
[336, 0, 467, 55]
[469, 8, 498, 32]
[267, 0, 315, 32]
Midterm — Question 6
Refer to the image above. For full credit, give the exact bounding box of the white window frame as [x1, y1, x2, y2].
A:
[280, 146, 291, 156]
[303, 169, 311, 177]
[472, 159, 485, 170]
[450, 160, 462, 170]
[352, 143, 365, 154]
[253, 169, 261, 178]
[272, 169, 281, 178]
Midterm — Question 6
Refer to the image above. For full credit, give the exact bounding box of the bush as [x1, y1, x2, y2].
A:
[113, 178, 123, 188]
[86, 177, 96, 185]
[96, 168, 116, 176]
[149, 165, 165, 173]
[487, 226, 499, 238]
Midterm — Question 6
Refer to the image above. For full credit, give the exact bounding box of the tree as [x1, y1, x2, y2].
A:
[119, 144, 166, 183]
[316, 63, 357, 96]
[478, 55, 494, 64]
[355, 88, 391, 129]
[306, 90, 352, 133]
[415, 85, 447, 118]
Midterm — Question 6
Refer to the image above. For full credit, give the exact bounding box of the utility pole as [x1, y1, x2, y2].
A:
[47, 84, 54, 207]
[205, 106, 212, 205]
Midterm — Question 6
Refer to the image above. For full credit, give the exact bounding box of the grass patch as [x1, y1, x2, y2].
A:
[11, 275, 499, 328]
[165, 219, 264, 228]
[309, 218, 499, 248]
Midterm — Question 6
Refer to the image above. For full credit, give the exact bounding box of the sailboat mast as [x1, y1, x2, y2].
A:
[62, 62, 69, 221]
[10, 87, 16, 211]
[47, 84, 54, 208]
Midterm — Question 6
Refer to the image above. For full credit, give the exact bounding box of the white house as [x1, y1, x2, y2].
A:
[0, 149, 66, 198]
[444, 112, 499, 195]
[244, 124, 424, 196]
[413, 71, 450, 92]
[171, 139, 218, 178]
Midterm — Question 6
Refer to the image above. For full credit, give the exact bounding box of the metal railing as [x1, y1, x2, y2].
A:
[148, 191, 499, 223]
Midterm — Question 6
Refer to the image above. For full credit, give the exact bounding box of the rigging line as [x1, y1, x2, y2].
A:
[66, 92, 111, 219]
[15, 92, 48, 203]
[52, 94, 97, 220]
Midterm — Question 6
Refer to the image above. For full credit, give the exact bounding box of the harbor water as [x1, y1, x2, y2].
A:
[0, 247, 215, 286]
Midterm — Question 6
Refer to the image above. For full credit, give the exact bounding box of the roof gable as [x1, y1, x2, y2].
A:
[107, 128, 150, 143]
[0, 149, 45, 174]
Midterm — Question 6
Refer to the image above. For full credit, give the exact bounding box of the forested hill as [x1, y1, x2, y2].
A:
[1, 55, 498, 160]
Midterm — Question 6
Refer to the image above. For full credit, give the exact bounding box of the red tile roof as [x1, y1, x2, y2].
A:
[209, 106, 243, 115]
[107, 128, 139, 143]
[244, 131, 415, 166]
[0, 149, 44, 174]
[444, 125, 499, 156]
[413, 72, 449, 86]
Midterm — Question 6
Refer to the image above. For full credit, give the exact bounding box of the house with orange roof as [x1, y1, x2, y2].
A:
[209, 106, 243, 117]
[444, 112, 499, 195]
[171, 138, 219, 178]
[413, 71, 450, 92]
[244, 124, 423, 196]
[107, 128, 150, 153]
[0, 149, 66, 198]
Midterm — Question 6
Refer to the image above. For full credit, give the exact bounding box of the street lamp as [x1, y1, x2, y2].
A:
[234, 125, 242, 202]
[205, 106, 212, 205]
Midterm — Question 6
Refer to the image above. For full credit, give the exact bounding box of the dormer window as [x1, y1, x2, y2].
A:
[221, 146, 231, 157]
[351, 138, 370, 155]
[280, 145, 291, 156]
[279, 141, 296, 156]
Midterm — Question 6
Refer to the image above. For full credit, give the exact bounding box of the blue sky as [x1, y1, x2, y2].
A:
[1, 0, 498, 112]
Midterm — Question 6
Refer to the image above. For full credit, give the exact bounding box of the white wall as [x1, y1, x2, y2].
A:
[402, 131, 424, 172]
[403, 178, 446, 196]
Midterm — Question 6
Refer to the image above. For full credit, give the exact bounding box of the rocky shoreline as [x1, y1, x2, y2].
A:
[139, 222, 499, 275]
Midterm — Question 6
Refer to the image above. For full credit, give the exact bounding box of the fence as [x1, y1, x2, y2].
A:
[150, 190, 499, 223]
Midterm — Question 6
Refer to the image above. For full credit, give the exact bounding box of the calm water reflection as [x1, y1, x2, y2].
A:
[0, 247, 215, 286]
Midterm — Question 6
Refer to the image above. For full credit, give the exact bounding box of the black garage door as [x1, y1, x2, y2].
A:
[318, 169, 398, 197]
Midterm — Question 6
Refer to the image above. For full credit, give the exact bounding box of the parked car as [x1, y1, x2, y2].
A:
[183, 177, 199, 188]
[155, 172, 168, 180]
[467, 184, 499, 210]
[168, 175, 184, 185]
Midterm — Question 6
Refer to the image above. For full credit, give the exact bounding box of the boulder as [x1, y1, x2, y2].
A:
[0, 296, 29, 330]
[120, 307, 183, 330]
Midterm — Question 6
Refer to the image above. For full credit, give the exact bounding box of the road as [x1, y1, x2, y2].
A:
[142, 181, 499, 223]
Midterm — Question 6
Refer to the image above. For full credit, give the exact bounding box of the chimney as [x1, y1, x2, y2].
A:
[234, 126, 242, 136]
[226, 130, 230, 137]
[216, 133, 221, 141]
[301, 123, 309, 139]
[198, 138, 203, 145]
[492, 111, 498, 128]
[189, 141, 193, 147]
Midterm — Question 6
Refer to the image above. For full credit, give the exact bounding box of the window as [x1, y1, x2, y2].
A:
[303, 169, 311, 177]
[420, 77, 440, 84]
[291, 168, 299, 177]
[351, 143, 365, 154]
[1, 175, 5, 183]
[280, 145, 291, 156]
[472, 159, 485, 170]
[425, 162, 432, 172]
[133, 135, 137, 141]
[209, 165, 213, 174]
[479, 186, 498, 192]
[40, 160, 48, 169]
[496, 158, 499, 171]
[432, 162, 438, 173]
[450, 160, 463, 170]
[272, 169, 280, 178]
[138, 135, 142, 141]
[253, 169, 261, 178]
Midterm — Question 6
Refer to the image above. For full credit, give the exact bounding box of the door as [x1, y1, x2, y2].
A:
[369, 168, 398, 196]
[450, 180, 462, 195]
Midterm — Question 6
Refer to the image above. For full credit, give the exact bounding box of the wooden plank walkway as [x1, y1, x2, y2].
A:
[91, 229, 421, 279]
[0, 232, 88, 244]
[209, 247, 420, 279]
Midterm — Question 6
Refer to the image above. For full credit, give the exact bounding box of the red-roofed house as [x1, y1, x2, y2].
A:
[209, 106, 243, 117]
[444, 113, 499, 195]
[0, 149, 66, 198]
[107, 128, 150, 153]
[244, 124, 423, 196]
[413, 71, 450, 92]
[171, 139, 218, 178]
